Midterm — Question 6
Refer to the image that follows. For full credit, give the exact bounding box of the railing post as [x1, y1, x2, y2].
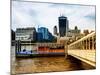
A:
[65, 42, 68, 59]
[92, 36, 94, 50]
[82, 40, 84, 50]
[86, 39, 87, 50]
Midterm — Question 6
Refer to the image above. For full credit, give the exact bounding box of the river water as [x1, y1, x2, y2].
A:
[11, 46, 95, 74]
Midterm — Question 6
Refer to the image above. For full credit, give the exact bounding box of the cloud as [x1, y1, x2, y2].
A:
[12, 1, 96, 33]
[84, 13, 96, 20]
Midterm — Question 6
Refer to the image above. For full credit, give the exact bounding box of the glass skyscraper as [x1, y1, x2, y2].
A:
[58, 16, 69, 37]
[38, 27, 49, 40]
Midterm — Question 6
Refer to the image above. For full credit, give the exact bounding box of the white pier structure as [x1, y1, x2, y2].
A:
[67, 32, 96, 67]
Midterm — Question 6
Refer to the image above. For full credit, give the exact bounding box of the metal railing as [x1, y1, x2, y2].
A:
[68, 32, 96, 50]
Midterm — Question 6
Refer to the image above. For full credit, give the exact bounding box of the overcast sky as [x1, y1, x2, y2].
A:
[12, 1, 96, 34]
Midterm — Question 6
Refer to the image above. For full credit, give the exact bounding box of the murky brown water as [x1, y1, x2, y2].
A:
[12, 56, 95, 74]
[11, 46, 95, 74]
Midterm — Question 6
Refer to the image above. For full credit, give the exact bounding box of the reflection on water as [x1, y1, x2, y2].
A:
[11, 46, 95, 74]
[13, 56, 95, 74]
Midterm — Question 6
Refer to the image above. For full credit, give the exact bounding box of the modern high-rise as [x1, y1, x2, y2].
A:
[58, 16, 69, 37]
[53, 26, 57, 35]
[37, 27, 54, 42]
[38, 27, 49, 40]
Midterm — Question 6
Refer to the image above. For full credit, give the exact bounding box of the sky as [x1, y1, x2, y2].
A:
[12, 1, 96, 34]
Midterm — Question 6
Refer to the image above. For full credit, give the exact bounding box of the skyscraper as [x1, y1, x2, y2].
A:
[38, 27, 49, 40]
[58, 16, 69, 37]
[37, 27, 54, 42]
[53, 26, 57, 35]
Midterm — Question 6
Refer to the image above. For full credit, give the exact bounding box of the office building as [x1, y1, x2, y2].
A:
[37, 27, 54, 42]
[58, 16, 69, 37]
[67, 26, 80, 37]
[16, 27, 36, 41]
[53, 26, 57, 35]
[38, 27, 49, 40]
[83, 29, 89, 36]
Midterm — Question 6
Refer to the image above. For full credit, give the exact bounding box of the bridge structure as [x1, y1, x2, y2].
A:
[66, 31, 96, 67]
